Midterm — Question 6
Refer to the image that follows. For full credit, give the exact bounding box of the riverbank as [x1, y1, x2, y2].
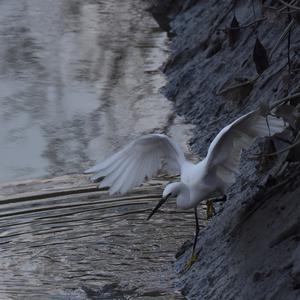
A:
[150, 1, 300, 299]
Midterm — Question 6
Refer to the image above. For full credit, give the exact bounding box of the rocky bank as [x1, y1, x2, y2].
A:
[149, 0, 300, 299]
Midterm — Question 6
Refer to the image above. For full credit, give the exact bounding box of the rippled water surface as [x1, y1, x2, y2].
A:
[0, 176, 206, 299]
[0, 0, 177, 182]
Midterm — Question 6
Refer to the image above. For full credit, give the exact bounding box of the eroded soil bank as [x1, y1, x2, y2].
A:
[150, 0, 300, 299]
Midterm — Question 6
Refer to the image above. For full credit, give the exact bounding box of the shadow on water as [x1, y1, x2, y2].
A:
[0, 0, 173, 182]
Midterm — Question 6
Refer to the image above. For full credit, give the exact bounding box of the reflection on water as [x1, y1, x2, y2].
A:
[0, 0, 174, 182]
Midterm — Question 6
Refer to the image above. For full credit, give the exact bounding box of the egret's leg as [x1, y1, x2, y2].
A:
[185, 207, 199, 269]
[192, 207, 200, 255]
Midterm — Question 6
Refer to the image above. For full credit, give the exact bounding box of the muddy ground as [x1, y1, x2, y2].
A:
[149, 0, 300, 299]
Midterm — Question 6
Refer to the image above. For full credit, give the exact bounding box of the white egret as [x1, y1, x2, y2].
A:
[85, 109, 285, 266]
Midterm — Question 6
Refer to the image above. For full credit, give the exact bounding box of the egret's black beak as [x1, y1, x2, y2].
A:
[147, 194, 171, 220]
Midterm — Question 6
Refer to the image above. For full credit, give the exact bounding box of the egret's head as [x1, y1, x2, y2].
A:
[147, 182, 187, 220]
[162, 182, 184, 199]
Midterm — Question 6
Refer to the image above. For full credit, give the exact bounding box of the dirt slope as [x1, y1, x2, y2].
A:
[149, 0, 300, 299]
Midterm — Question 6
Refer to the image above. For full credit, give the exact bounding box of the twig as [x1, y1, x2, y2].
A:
[211, 3, 235, 35]
[265, 169, 300, 197]
[265, 0, 298, 12]
[250, 139, 300, 158]
[281, 9, 299, 13]
[251, 132, 300, 159]
[278, 0, 300, 11]
[264, 5, 292, 13]
[252, 0, 256, 19]
[270, 92, 300, 110]
[287, 6, 292, 74]
[266, 115, 271, 136]
[275, 136, 293, 144]
[219, 17, 266, 32]
[270, 18, 295, 59]
[217, 76, 259, 95]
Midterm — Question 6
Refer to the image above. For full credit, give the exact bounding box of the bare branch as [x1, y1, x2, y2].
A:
[219, 17, 266, 32]
[278, 0, 300, 11]
[270, 19, 295, 59]
[251, 140, 299, 158]
[251, 132, 300, 159]
[270, 92, 300, 110]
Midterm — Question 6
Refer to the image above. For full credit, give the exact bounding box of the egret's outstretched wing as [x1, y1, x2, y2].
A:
[85, 134, 186, 194]
[203, 110, 285, 186]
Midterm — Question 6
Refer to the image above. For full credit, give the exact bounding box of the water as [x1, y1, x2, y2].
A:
[0, 0, 190, 183]
[0, 175, 206, 300]
[0, 1, 199, 299]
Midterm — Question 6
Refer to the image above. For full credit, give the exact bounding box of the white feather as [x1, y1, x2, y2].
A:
[85, 109, 285, 208]
[203, 110, 285, 188]
[85, 134, 186, 194]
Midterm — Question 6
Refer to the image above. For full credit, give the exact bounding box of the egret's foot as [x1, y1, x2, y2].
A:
[181, 253, 198, 273]
[187, 253, 198, 267]
[206, 199, 216, 219]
